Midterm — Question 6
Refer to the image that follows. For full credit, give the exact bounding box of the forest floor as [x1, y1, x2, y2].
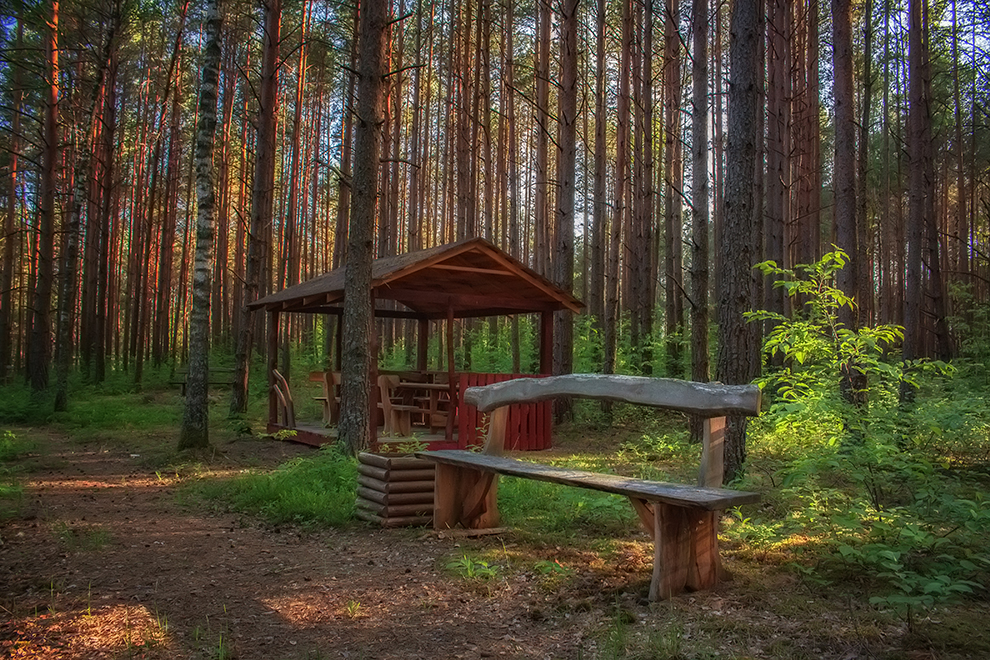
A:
[1, 418, 988, 659]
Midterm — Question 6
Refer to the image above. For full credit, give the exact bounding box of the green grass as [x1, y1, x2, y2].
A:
[187, 445, 358, 527]
[53, 521, 113, 551]
[0, 430, 32, 519]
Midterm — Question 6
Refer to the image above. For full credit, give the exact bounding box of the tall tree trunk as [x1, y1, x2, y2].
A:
[180, 0, 223, 450]
[640, 0, 655, 378]
[55, 18, 118, 411]
[590, 0, 606, 328]
[765, 0, 789, 328]
[212, 39, 238, 346]
[716, 0, 760, 483]
[605, 0, 633, 379]
[553, 0, 578, 422]
[690, 0, 710, 440]
[903, 0, 927, 389]
[664, 0, 684, 377]
[832, 0, 857, 330]
[857, 0, 874, 325]
[30, 0, 59, 392]
[340, 0, 389, 455]
[231, 0, 281, 417]
[1, 11, 23, 384]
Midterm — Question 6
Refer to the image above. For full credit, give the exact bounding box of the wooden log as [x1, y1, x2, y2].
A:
[463, 374, 761, 417]
[649, 502, 720, 600]
[359, 452, 434, 471]
[356, 496, 432, 517]
[698, 416, 726, 487]
[357, 475, 435, 493]
[431, 462, 498, 530]
[432, 462, 461, 531]
[354, 509, 432, 527]
[357, 464, 437, 482]
[356, 486, 434, 506]
[628, 497, 656, 541]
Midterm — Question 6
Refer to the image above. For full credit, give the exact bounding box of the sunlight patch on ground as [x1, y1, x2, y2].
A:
[1, 603, 174, 659]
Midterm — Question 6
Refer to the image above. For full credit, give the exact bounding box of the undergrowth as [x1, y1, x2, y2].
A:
[725, 251, 990, 624]
[0, 430, 30, 519]
[187, 445, 357, 527]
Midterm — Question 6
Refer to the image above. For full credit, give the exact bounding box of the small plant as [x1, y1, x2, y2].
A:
[53, 522, 112, 551]
[343, 599, 362, 618]
[216, 631, 231, 660]
[377, 438, 428, 454]
[534, 559, 573, 576]
[446, 554, 499, 580]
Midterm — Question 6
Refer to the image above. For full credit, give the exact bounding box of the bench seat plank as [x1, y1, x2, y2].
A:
[417, 450, 759, 511]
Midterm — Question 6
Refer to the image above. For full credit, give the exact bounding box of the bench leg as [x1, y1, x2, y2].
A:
[649, 504, 721, 601]
[433, 463, 499, 530]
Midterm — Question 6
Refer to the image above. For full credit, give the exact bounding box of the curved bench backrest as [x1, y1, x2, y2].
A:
[464, 374, 760, 416]
[462, 374, 762, 488]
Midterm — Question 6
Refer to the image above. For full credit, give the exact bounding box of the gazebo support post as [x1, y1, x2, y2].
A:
[370, 294, 379, 446]
[540, 310, 553, 375]
[335, 312, 343, 371]
[417, 318, 429, 371]
[446, 304, 455, 442]
[268, 310, 280, 426]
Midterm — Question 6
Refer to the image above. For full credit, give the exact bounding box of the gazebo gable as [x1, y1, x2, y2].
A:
[248, 237, 583, 319]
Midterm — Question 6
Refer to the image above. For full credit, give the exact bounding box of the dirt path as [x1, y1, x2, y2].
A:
[1, 434, 609, 659]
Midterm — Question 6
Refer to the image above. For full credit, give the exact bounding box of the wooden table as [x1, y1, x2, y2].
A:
[396, 381, 455, 433]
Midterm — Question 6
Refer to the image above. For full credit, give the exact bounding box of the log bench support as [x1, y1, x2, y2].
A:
[418, 449, 759, 601]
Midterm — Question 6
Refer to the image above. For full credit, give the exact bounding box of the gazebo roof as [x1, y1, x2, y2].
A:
[248, 237, 584, 319]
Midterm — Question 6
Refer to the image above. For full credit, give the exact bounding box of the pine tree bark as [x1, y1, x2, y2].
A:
[1, 11, 23, 384]
[553, 0, 578, 422]
[765, 0, 789, 325]
[832, 0, 857, 330]
[339, 0, 388, 455]
[590, 0, 607, 327]
[605, 0, 633, 378]
[231, 0, 281, 417]
[857, 0, 874, 325]
[55, 17, 119, 411]
[30, 0, 59, 392]
[663, 0, 684, 378]
[689, 0, 711, 440]
[180, 0, 222, 450]
[716, 0, 760, 483]
[903, 0, 928, 392]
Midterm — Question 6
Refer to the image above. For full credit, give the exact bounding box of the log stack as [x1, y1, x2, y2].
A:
[355, 452, 435, 527]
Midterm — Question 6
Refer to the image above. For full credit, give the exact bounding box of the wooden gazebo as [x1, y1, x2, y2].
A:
[248, 237, 584, 448]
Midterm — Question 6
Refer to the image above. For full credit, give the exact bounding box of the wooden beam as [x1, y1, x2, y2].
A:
[267, 311, 279, 426]
[383, 288, 562, 313]
[417, 318, 429, 371]
[446, 303, 455, 443]
[698, 416, 726, 487]
[463, 374, 762, 417]
[428, 264, 516, 276]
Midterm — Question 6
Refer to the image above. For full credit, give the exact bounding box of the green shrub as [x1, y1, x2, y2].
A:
[728, 251, 990, 618]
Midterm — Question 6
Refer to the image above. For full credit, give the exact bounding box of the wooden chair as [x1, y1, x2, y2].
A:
[272, 369, 296, 429]
[378, 375, 424, 437]
[311, 371, 340, 425]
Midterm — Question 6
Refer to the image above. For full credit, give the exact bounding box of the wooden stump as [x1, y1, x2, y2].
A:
[355, 453, 435, 527]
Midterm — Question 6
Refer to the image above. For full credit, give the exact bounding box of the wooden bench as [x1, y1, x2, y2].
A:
[415, 374, 762, 601]
[170, 367, 236, 396]
[379, 375, 432, 436]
